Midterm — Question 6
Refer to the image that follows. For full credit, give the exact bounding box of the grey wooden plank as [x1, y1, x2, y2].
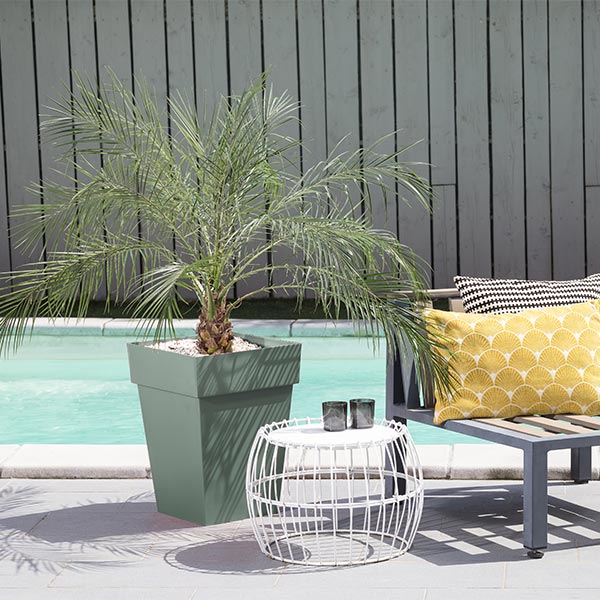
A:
[584, 0, 600, 186]
[296, 0, 326, 300]
[193, 0, 227, 118]
[359, 0, 396, 233]
[131, 0, 167, 106]
[228, 0, 267, 299]
[394, 0, 431, 280]
[586, 187, 600, 274]
[0, 0, 42, 270]
[262, 0, 300, 169]
[67, 0, 103, 299]
[95, 0, 132, 85]
[166, 0, 196, 301]
[549, 0, 585, 279]
[323, 0, 359, 157]
[262, 0, 300, 297]
[427, 0, 455, 186]
[95, 0, 134, 300]
[130, 0, 168, 286]
[322, 0, 361, 302]
[33, 0, 71, 257]
[228, 0, 262, 92]
[431, 184, 457, 289]
[0, 39, 10, 274]
[192, 0, 228, 300]
[454, 0, 491, 277]
[523, 0, 551, 280]
[68, 0, 96, 78]
[166, 0, 194, 100]
[297, 0, 327, 172]
[67, 0, 104, 300]
[489, 0, 525, 278]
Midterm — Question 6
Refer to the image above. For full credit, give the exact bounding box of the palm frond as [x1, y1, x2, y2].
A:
[0, 68, 453, 390]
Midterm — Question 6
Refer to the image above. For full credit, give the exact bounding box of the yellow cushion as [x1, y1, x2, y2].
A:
[425, 300, 600, 424]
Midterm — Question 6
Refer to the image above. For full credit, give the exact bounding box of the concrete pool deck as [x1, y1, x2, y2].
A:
[2, 478, 600, 599]
[1, 443, 599, 481]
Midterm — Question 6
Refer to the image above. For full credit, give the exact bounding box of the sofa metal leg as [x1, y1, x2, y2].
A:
[570, 447, 592, 484]
[523, 446, 548, 553]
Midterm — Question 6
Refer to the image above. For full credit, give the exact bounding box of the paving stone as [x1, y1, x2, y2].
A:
[28, 508, 199, 545]
[0, 571, 59, 588]
[1, 446, 150, 479]
[5, 589, 198, 600]
[29, 318, 110, 335]
[450, 444, 577, 480]
[219, 590, 425, 600]
[505, 561, 600, 588]
[231, 319, 293, 337]
[0, 446, 21, 471]
[49, 555, 284, 589]
[418, 445, 452, 478]
[290, 320, 359, 337]
[426, 590, 600, 600]
[4, 479, 154, 493]
[275, 559, 505, 589]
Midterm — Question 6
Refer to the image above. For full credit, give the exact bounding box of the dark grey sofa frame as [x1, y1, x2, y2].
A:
[386, 289, 600, 558]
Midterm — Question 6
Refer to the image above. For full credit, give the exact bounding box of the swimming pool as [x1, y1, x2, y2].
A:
[0, 332, 475, 445]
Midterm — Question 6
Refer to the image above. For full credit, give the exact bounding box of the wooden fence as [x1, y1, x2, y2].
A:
[0, 0, 599, 296]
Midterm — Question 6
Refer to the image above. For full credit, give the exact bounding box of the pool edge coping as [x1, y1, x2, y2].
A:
[1, 444, 598, 480]
[14, 317, 376, 338]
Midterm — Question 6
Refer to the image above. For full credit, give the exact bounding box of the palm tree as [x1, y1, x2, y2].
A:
[0, 70, 447, 389]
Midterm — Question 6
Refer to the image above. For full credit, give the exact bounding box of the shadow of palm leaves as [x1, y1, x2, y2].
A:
[0, 485, 202, 574]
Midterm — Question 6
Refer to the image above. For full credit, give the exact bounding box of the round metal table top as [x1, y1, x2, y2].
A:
[265, 420, 405, 449]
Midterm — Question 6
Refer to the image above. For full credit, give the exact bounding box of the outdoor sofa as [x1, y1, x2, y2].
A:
[386, 288, 600, 558]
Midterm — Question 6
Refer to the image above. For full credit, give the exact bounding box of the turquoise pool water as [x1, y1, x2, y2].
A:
[0, 334, 475, 445]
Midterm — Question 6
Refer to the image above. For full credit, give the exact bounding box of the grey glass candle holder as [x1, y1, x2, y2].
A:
[350, 398, 375, 429]
[322, 401, 348, 432]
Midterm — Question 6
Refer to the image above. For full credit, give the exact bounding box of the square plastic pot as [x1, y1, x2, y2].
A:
[127, 334, 301, 525]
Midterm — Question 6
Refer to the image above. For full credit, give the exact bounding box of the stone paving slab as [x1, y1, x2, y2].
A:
[0, 446, 20, 469]
[450, 444, 600, 479]
[426, 591, 599, 600]
[0, 479, 600, 598]
[289, 319, 357, 337]
[8, 590, 198, 600]
[24, 318, 111, 335]
[0, 446, 150, 479]
[231, 319, 294, 337]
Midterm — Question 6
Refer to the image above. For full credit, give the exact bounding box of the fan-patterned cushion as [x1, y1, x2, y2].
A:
[425, 300, 600, 425]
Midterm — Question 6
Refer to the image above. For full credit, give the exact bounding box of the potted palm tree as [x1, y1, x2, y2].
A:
[0, 71, 446, 525]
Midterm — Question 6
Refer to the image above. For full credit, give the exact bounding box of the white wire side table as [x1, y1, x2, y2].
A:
[246, 417, 424, 566]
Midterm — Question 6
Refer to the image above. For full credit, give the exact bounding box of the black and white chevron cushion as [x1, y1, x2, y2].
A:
[454, 274, 600, 314]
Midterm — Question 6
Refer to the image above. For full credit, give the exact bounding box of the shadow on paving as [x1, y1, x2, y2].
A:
[412, 482, 600, 565]
[165, 535, 294, 574]
[0, 484, 321, 576]
[0, 485, 199, 574]
[2, 481, 600, 576]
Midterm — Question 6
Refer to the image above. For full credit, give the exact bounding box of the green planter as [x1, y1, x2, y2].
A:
[127, 334, 301, 525]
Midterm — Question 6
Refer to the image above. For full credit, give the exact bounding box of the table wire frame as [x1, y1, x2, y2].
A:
[246, 417, 424, 566]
